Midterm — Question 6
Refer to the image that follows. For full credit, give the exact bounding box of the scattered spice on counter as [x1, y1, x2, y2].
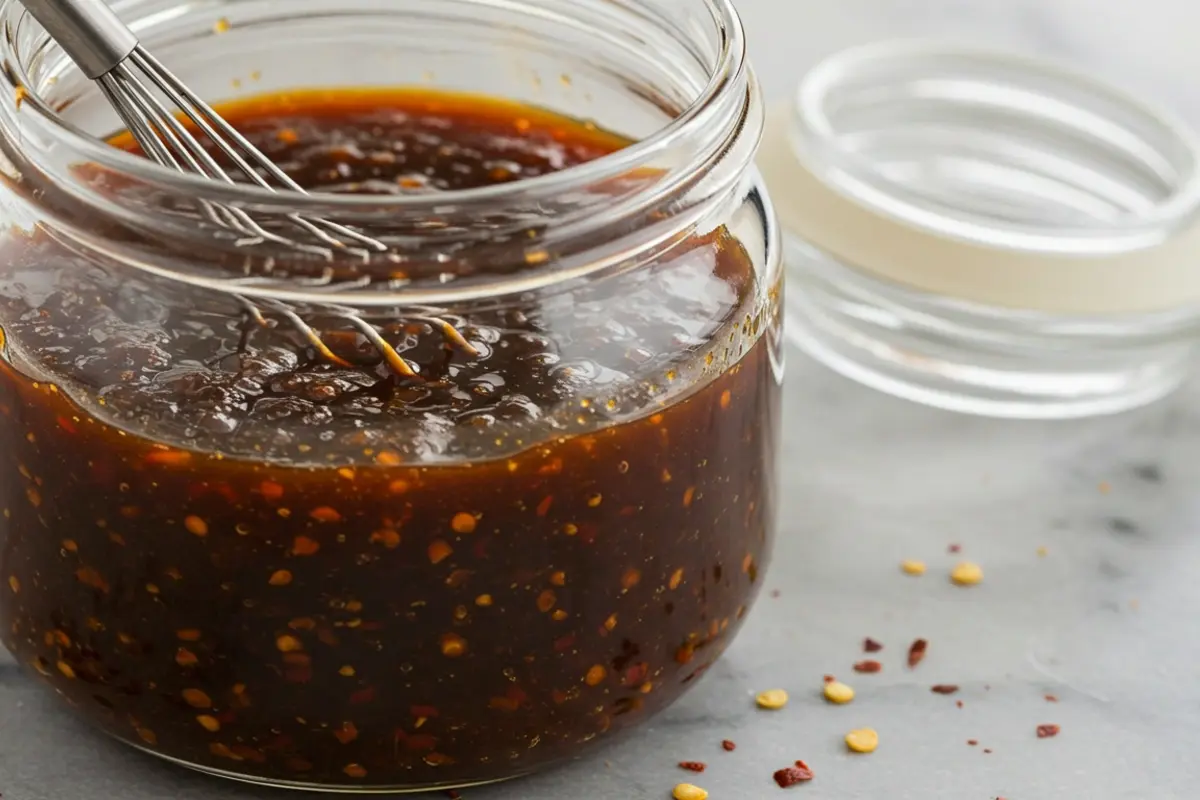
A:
[773, 761, 814, 787]
[950, 562, 984, 586]
[678, 762, 707, 773]
[770, 589, 781, 599]
[907, 639, 928, 668]
[1037, 546, 1049, 557]
[900, 559, 927, 576]
[756, 689, 789, 710]
[1099, 480, 1112, 494]
[956, 700, 964, 709]
[931, 684, 959, 695]
[948, 543, 962, 554]
[1037, 724, 1061, 739]
[853, 660, 882, 674]
[845, 728, 879, 754]
[721, 740, 737, 752]
[1044, 694, 1059, 703]
[823, 681, 855, 705]
[823, 674, 836, 684]
[984, 749, 993, 754]
[967, 739, 978, 746]
[862, 637, 883, 653]
[673, 783, 708, 800]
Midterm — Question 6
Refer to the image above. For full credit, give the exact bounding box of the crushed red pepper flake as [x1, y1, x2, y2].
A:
[967, 739, 978, 746]
[853, 660, 882, 674]
[863, 637, 883, 653]
[907, 638, 928, 668]
[268, 569, 293, 586]
[450, 512, 477, 534]
[721, 739, 736, 751]
[370, 528, 401, 548]
[182, 688, 212, 708]
[931, 684, 959, 695]
[428, 540, 453, 564]
[292, 535, 320, 556]
[1044, 694, 1059, 703]
[333, 721, 359, 744]
[774, 762, 814, 787]
[183, 515, 208, 537]
[948, 543, 962, 553]
[276, 634, 304, 653]
[310, 505, 342, 522]
[678, 761, 707, 773]
[175, 648, 199, 667]
[1037, 724, 1061, 739]
[439, 633, 467, 658]
[75, 566, 110, 593]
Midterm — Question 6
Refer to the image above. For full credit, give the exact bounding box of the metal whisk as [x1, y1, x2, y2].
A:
[18, 0, 479, 375]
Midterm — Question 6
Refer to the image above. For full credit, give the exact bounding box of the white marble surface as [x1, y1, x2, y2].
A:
[4, 1, 1200, 798]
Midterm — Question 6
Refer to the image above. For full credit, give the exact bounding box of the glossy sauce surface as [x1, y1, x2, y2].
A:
[0, 89, 779, 788]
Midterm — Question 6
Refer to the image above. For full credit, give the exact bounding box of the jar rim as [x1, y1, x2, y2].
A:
[0, 0, 749, 213]
[787, 40, 1200, 256]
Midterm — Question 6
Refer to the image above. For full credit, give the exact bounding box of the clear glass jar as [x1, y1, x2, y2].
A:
[0, 0, 781, 792]
[758, 40, 1200, 419]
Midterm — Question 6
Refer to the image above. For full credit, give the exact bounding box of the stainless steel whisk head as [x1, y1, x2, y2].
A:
[19, 0, 387, 259]
[17, 0, 477, 377]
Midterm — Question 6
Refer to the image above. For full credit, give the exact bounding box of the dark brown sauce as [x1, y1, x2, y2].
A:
[0, 89, 779, 788]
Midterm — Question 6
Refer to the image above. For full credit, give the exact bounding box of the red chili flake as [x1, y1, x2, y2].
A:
[678, 761, 707, 773]
[984, 749, 993, 754]
[863, 638, 883, 653]
[721, 740, 736, 752]
[823, 674, 836, 684]
[348, 687, 376, 705]
[966, 739, 978, 746]
[410, 705, 440, 719]
[55, 415, 77, 434]
[535, 496, 554, 517]
[948, 543, 962, 553]
[956, 700, 964, 709]
[773, 762, 814, 787]
[622, 662, 649, 688]
[931, 684, 959, 695]
[853, 660, 882, 674]
[1044, 694, 1059, 703]
[907, 638, 928, 668]
[1037, 724, 1061, 739]
[445, 792, 462, 800]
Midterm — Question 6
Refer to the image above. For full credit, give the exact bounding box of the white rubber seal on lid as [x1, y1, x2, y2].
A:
[757, 41, 1200, 315]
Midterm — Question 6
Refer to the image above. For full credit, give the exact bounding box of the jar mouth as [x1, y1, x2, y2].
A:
[0, 0, 748, 214]
[789, 40, 1200, 256]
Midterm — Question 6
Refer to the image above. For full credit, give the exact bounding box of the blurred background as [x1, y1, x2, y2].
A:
[739, 0, 1198, 124]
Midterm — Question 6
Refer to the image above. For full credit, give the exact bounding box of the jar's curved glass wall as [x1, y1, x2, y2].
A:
[0, 0, 781, 791]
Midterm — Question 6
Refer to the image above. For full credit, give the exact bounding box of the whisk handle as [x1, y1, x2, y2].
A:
[17, 0, 137, 79]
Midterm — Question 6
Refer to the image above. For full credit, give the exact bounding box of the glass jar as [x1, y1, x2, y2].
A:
[0, 0, 781, 793]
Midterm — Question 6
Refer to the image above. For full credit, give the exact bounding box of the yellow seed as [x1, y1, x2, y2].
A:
[7, 576, 18, 593]
[823, 681, 855, 704]
[900, 559, 927, 576]
[183, 515, 208, 537]
[276, 634, 304, 653]
[56, 660, 76, 679]
[1037, 546, 1049, 557]
[755, 688, 788, 710]
[950, 561, 984, 586]
[475, 594, 493, 607]
[673, 784, 709, 800]
[213, 17, 231, 33]
[268, 569, 293, 587]
[196, 714, 221, 732]
[585, 664, 607, 686]
[845, 727, 879, 753]
[339, 665, 356, 677]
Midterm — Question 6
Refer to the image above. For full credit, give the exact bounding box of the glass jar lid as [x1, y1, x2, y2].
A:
[758, 41, 1200, 315]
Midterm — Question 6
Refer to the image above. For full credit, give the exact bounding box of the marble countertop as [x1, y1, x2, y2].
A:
[4, 1, 1200, 798]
